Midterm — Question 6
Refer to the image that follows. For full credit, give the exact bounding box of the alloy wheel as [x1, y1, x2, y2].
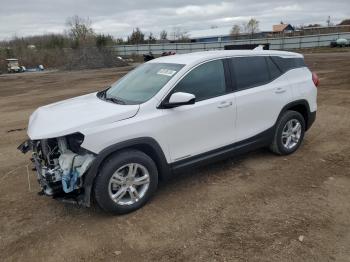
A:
[281, 119, 302, 150]
[108, 163, 150, 206]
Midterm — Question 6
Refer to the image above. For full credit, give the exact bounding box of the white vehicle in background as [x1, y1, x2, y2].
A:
[18, 50, 318, 214]
[6, 58, 23, 73]
[330, 38, 350, 47]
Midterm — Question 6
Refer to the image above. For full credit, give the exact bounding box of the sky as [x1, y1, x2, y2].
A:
[0, 0, 349, 40]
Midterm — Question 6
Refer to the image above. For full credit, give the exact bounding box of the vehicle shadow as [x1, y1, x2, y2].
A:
[61, 148, 272, 218]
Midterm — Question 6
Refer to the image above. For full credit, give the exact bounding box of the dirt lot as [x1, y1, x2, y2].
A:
[0, 51, 349, 262]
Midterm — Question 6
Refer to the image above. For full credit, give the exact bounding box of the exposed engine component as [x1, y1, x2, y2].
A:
[59, 149, 94, 193]
[26, 134, 95, 196]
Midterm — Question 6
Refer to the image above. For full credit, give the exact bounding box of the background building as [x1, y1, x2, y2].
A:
[187, 26, 270, 43]
[272, 24, 295, 34]
[187, 26, 232, 42]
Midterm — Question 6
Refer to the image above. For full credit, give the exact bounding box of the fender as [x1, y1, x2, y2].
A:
[277, 99, 316, 131]
[80, 137, 171, 207]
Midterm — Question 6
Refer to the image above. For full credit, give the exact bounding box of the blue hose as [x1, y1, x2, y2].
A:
[62, 170, 79, 193]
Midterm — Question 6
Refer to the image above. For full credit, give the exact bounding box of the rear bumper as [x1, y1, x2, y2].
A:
[306, 111, 316, 131]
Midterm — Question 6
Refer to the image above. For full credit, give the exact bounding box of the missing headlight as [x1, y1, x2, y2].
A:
[66, 133, 85, 154]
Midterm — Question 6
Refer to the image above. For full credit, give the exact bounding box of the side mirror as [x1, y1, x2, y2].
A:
[161, 92, 195, 108]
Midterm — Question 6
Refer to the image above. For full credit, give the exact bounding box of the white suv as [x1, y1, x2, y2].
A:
[18, 50, 318, 214]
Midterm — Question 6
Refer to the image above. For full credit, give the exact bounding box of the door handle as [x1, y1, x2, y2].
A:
[217, 101, 233, 108]
[275, 87, 286, 94]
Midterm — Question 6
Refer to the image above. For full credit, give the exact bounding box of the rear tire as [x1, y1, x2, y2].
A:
[93, 150, 158, 214]
[270, 110, 305, 155]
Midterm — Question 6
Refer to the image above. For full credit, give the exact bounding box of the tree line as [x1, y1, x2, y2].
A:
[1, 15, 349, 52]
[0, 15, 191, 50]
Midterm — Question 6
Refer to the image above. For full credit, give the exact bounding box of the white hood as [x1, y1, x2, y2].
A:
[28, 92, 139, 139]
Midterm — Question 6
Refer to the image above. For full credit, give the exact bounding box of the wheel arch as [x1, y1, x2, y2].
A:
[278, 100, 313, 131]
[81, 137, 171, 207]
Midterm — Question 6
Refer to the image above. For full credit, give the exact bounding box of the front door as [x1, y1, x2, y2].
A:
[159, 59, 236, 162]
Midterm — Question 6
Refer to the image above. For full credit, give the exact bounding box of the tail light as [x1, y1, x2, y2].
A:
[312, 72, 319, 87]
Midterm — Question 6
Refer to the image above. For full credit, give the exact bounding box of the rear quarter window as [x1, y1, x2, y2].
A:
[270, 56, 306, 73]
[266, 57, 282, 80]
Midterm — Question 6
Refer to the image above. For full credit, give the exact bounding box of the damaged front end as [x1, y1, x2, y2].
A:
[18, 133, 95, 205]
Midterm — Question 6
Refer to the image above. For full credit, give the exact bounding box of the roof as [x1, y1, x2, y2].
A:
[187, 27, 232, 39]
[187, 25, 272, 39]
[273, 24, 293, 32]
[149, 50, 303, 66]
[338, 19, 350, 26]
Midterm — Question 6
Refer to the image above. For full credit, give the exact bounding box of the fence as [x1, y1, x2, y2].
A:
[113, 32, 350, 56]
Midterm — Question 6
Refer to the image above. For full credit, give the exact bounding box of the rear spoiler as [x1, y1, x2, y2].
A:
[253, 45, 265, 51]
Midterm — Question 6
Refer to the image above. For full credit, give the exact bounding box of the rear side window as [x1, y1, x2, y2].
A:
[171, 59, 226, 101]
[231, 56, 269, 90]
[266, 57, 282, 80]
[270, 57, 306, 73]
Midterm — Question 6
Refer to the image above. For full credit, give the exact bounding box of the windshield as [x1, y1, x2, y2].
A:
[103, 62, 184, 104]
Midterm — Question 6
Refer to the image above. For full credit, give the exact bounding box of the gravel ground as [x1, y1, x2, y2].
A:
[0, 51, 349, 262]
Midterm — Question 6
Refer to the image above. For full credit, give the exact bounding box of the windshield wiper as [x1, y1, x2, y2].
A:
[97, 87, 126, 105]
[105, 96, 126, 105]
[97, 87, 109, 99]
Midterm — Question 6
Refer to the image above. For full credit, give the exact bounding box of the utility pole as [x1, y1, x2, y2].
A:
[326, 16, 331, 27]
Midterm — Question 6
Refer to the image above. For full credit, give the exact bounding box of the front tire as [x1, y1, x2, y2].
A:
[93, 150, 158, 214]
[270, 110, 305, 155]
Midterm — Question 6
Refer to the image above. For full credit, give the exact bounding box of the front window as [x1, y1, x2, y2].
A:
[102, 63, 184, 104]
[171, 59, 227, 101]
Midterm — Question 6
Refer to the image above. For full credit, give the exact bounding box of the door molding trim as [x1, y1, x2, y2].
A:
[170, 126, 274, 173]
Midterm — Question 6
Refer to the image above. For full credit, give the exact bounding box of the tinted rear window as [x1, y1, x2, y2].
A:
[231, 56, 269, 90]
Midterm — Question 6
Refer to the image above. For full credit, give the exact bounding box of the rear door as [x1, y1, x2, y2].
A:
[229, 56, 292, 142]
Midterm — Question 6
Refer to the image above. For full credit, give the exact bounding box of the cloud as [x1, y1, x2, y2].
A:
[274, 4, 303, 12]
[0, 0, 349, 40]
